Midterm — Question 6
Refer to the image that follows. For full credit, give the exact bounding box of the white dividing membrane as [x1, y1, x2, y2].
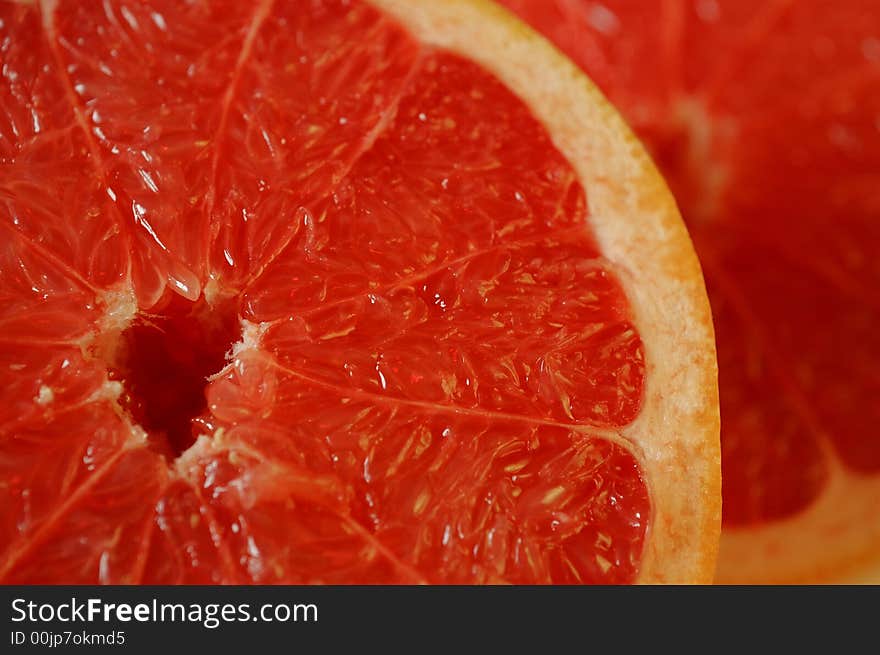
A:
[84, 284, 139, 367]
[231, 319, 269, 359]
[34, 384, 54, 406]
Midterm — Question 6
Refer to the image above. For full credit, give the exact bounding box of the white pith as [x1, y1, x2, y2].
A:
[720, 441, 880, 584]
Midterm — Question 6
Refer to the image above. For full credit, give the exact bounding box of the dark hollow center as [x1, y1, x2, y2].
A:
[110, 293, 239, 459]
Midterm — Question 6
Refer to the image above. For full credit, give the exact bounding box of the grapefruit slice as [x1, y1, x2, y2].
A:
[500, 0, 880, 582]
[0, 0, 718, 583]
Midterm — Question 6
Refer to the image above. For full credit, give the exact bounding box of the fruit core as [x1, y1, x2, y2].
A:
[107, 294, 240, 459]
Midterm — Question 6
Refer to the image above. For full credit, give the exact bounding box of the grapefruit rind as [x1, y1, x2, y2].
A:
[369, 0, 720, 583]
[719, 460, 880, 584]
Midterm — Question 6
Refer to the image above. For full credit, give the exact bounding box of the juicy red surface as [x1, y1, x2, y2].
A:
[0, 0, 649, 583]
[503, 0, 880, 525]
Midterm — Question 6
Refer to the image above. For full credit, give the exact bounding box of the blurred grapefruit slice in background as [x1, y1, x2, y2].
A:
[0, 0, 718, 583]
[501, 0, 880, 583]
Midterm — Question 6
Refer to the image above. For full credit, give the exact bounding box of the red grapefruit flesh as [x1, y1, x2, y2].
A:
[0, 0, 718, 583]
[501, 0, 880, 582]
